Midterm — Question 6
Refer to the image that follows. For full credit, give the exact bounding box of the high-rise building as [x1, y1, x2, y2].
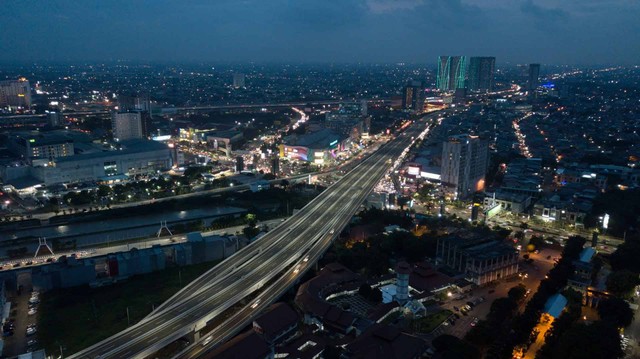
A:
[112, 111, 148, 141]
[436, 56, 467, 91]
[401, 80, 425, 112]
[467, 57, 495, 92]
[235, 156, 244, 173]
[118, 93, 150, 112]
[233, 73, 246, 88]
[441, 134, 489, 199]
[271, 156, 280, 175]
[528, 64, 540, 91]
[0, 78, 32, 109]
[47, 111, 63, 127]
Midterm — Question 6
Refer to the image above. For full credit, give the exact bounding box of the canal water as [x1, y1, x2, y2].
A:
[0, 206, 247, 250]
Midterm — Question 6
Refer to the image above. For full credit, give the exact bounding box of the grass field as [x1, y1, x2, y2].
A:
[37, 260, 219, 356]
[414, 309, 453, 333]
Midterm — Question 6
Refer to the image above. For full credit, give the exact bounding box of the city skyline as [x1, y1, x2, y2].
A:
[0, 1, 639, 65]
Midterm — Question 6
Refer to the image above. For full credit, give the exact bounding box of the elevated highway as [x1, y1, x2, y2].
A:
[68, 113, 439, 359]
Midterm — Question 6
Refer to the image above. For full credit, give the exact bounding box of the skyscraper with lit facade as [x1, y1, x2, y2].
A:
[467, 57, 495, 92]
[401, 80, 424, 112]
[436, 56, 467, 91]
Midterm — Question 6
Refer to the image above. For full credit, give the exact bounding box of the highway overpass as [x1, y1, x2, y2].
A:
[68, 113, 439, 359]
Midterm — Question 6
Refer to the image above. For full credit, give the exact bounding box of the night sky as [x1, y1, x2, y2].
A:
[1, 0, 638, 65]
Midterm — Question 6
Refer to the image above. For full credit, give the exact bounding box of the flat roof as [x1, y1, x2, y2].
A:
[55, 139, 169, 163]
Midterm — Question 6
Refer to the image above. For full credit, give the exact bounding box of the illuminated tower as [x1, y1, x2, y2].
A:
[436, 56, 467, 91]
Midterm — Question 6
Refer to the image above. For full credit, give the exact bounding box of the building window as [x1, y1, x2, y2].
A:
[104, 161, 118, 176]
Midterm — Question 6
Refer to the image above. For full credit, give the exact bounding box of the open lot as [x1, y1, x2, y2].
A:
[37, 260, 219, 356]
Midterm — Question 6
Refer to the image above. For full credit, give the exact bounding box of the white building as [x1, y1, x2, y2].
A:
[1, 140, 171, 186]
[232, 73, 246, 88]
[441, 134, 488, 198]
[112, 111, 147, 141]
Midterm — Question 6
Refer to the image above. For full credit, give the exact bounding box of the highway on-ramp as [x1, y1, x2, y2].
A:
[68, 114, 438, 359]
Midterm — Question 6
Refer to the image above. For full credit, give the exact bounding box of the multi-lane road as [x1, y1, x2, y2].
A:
[68, 114, 438, 359]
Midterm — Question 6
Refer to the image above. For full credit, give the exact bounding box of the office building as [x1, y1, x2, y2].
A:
[325, 102, 368, 139]
[0, 78, 31, 109]
[467, 57, 495, 92]
[233, 73, 246, 88]
[528, 64, 540, 91]
[441, 134, 489, 198]
[7, 131, 76, 161]
[401, 80, 425, 112]
[112, 111, 149, 141]
[436, 56, 467, 91]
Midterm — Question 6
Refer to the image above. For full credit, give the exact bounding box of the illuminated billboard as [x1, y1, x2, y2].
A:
[284, 145, 309, 161]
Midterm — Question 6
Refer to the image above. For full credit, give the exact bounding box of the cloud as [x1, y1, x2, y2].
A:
[366, 0, 424, 13]
[520, 0, 569, 21]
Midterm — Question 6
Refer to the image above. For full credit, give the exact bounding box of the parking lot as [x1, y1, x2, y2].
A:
[3, 287, 40, 356]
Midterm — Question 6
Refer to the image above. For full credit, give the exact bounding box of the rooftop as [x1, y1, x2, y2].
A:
[283, 128, 341, 149]
[203, 330, 271, 359]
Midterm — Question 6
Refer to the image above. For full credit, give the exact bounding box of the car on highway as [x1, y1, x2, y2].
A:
[303, 256, 309, 262]
[293, 265, 301, 274]
[251, 299, 261, 309]
[201, 335, 213, 346]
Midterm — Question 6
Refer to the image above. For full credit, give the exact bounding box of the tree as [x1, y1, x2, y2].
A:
[242, 226, 260, 239]
[508, 284, 527, 304]
[245, 213, 257, 227]
[487, 297, 517, 324]
[529, 235, 545, 251]
[432, 335, 480, 359]
[262, 173, 276, 180]
[610, 238, 640, 273]
[606, 270, 640, 298]
[97, 185, 112, 197]
[552, 321, 623, 359]
[598, 297, 634, 328]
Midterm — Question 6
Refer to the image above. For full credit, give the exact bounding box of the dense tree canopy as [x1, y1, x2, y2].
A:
[598, 297, 634, 328]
